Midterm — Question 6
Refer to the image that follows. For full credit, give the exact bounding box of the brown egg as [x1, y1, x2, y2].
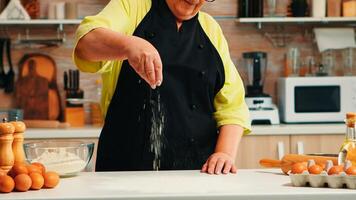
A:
[10, 163, 29, 176]
[291, 162, 308, 174]
[43, 171, 60, 188]
[0, 175, 15, 193]
[26, 164, 42, 174]
[328, 165, 344, 175]
[0, 170, 7, 177]
[14, 174, 32, 192]
[345, 166, 356, 175]
[29, 172, 44, 190]
[308, 164, 323, 175]
[31, 162, 46, 175]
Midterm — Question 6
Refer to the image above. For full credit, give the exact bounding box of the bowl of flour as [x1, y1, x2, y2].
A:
[24, 141, 94, 177]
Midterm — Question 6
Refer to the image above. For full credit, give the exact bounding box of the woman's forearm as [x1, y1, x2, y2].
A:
[215, 124, 244, 161]
[75, 28, 132, 62]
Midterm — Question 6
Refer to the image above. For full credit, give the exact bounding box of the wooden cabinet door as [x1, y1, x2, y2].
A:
[24, 138, 99, 172]
[235, 135, 290, 169]
[290, 135, 344, 155]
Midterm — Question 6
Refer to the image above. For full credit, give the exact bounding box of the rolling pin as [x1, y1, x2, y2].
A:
[260, 154, 338, 174]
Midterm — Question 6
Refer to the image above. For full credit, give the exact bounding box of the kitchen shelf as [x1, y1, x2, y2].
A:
[0, 19, 81, 25]
[0, 19, 81, 32]
[236, 17, 356, 47]
[236, 17, 356, 29]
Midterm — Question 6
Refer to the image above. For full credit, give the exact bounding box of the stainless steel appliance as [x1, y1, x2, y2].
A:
[278, 76, 356, 123]
[243, 52, 280, 125]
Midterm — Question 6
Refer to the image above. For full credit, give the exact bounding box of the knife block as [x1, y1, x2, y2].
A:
[65, 107, 85, 127]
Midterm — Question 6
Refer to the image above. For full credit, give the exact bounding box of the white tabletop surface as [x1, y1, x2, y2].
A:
[24, 123, 345, 139]
[1, 169, 355, 200]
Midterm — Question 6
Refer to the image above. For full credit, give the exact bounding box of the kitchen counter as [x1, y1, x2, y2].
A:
[25, 126, 101, 139]
[1, 169, 355, 200]
[25, 123, 345, 139]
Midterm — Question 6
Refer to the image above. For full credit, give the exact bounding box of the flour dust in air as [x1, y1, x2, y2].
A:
[149, 88, 166, 171]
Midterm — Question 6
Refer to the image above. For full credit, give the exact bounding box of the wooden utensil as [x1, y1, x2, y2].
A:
[0, 119, 15, 172]
[16, 59, 49, 119]
[4, 38, 14, 93]
[0, 39, 6, 88]
[260, 154, 338, 174]
[17, 53, 62, 121]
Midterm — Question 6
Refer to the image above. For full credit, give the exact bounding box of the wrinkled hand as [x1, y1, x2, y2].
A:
[126, 36, 163, 89]
[201, 152, 237, 175]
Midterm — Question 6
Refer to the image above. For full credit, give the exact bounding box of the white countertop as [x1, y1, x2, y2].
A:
[24, 123, 345, 139]
[1, 169, 355, 200]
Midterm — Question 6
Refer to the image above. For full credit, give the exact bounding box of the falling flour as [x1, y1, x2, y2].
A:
[32, 148, 87, 175]
[148, 89, 166, 171]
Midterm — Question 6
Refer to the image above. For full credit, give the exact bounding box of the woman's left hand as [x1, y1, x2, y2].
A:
[201, 152, 237, 175]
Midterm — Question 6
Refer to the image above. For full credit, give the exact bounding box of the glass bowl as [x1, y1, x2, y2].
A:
[24, 141, 94, 177]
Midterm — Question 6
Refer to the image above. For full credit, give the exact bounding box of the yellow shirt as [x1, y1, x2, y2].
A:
[73, 0, 251, 134]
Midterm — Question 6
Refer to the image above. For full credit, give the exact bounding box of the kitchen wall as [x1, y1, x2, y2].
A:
[0, 0, 355, 115]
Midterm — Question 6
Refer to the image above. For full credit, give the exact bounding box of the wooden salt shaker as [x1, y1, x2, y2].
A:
[0, 118, 15, 172]
[11, 119, 26, 164]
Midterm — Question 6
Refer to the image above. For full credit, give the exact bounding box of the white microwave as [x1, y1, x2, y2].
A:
[278, 76, 356, 123]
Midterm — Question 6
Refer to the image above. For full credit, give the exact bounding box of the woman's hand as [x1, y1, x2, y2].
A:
[125, 36, 163, 89]
[201, 152, 237, 175]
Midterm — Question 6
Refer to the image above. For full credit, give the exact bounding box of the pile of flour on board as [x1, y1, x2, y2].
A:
[32, 148, 87, 175]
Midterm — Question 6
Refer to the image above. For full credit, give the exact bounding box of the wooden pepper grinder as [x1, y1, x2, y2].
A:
[11, 118, 26, 164]
[0, 118, 15, 172]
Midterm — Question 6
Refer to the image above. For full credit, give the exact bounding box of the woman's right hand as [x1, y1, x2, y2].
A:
[125, 36, 163, 89]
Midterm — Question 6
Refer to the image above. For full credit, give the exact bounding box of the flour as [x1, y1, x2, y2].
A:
[32, 148, 87, 175]
[149, 89, 166, 171]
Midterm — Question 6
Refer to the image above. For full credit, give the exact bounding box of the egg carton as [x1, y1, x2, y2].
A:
[289, 160, 356, 189]
[289, 172, 356, 189]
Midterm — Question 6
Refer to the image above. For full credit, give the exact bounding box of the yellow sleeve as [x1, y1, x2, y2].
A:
[72, 0, 151, 73]
[72, 0, 151, 117]
[198, 12, 251, 135]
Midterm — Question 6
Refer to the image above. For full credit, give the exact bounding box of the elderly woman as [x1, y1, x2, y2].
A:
[73, 0, 250, 174]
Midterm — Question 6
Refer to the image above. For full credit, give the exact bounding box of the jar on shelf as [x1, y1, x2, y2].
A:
[327, 0, 342, 17]
[290, 0, 309, 17]
[238, 0, 264, 18]
[22, 0, 40, 19]
[343, 0, 356, 17]
[312, 0, 326, 17]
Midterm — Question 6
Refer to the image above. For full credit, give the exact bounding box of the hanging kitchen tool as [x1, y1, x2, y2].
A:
[0, 38, 5, 88]
[4, 38, 14, 93]
[15, 59, 49, 119]
[17, 53, 63, 121]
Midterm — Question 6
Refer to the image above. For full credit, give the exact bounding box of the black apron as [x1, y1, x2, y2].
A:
[96, 0, 225, 171]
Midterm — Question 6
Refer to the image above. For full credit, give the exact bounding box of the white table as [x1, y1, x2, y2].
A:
[1, 169, 356, 200]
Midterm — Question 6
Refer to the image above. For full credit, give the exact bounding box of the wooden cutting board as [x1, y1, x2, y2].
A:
[17, 53, 62, 120]
[16, 59, 49, 119]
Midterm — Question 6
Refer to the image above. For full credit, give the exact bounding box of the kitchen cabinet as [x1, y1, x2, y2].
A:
[235, 135, 290, 169]
[290, 134, 344, 155]
[24, 138, 99, 172]
[237, 133, 345, 169]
